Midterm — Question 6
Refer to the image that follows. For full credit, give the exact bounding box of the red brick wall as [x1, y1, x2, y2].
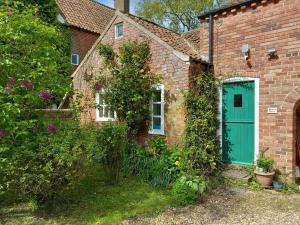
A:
[198, 0, 300, 172]
[73, 15, 205, 144]
[71, 27, 99, 71]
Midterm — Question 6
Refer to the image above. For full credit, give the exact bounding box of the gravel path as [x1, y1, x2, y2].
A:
[121, 187, 300, 225]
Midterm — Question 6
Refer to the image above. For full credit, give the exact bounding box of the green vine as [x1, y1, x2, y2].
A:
[184, 72, 222, 177]
[98, 41, 159, 138]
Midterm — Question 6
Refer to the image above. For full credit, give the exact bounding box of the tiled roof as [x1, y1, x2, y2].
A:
[128, 15, 206, 62]
[56, 0, 115, 34]
[181, 29, 202, 52]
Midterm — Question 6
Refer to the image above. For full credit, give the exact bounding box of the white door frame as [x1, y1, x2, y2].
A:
[219, 77, 260, 163]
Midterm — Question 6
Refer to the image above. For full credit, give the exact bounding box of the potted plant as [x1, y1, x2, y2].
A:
[255, 152, 275, 188]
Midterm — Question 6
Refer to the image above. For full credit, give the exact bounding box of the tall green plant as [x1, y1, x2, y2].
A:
[184, 72, 221, 177]
[98, 41, 159, 138]
[93, 123, 128, 185]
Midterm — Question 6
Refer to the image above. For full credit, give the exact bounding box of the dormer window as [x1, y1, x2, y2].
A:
[71, 54, 79, 65]
[115, 23, 124, 39]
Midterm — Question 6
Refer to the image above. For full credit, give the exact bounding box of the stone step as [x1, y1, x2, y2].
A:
[222, 166, 252, 181]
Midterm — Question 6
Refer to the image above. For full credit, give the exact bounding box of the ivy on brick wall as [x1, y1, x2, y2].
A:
[184, 72, 222, 177]
[98, 41, 159, 138]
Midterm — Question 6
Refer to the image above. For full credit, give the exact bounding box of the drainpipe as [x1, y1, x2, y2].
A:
[208, 13, 214, 71]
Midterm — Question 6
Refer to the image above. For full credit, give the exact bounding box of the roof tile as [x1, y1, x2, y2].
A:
[56, 0, 115, 34]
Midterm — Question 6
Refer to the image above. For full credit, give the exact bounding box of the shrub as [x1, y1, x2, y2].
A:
[122, 137, 181, 187]
[171, 175, 207, 206]
[184, 72, 221, 177]
[256, 157, 274, 172]
[93, 123, 128, 185]
[2, 121, 100, 208]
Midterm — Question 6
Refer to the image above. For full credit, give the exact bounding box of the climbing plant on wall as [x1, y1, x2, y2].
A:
[184, 72, 222, 177]
[97, 41, 159, 138]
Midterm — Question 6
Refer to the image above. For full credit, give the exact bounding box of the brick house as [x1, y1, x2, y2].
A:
[70, 1, 207, 144]
[60, 0, 300, 176]
[192, 0, 300, 174]
[56, 0, 115, 71]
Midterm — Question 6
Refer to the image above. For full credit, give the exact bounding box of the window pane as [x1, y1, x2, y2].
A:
[153, 103, 161, 116]
[99, 94, 104, 105]
[104, 107, 109, 117]
[234, 94, 242, 107]
[71, 54, 78, 65]
[99, 106, 103, 117]
[153, 117, 161, 130]
[116, 24, 123, 37]
[153, 90, 161, 102]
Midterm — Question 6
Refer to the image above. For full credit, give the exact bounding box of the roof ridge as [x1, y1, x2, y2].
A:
[181, 28, 201, 35]
[89, 0, 115, 12]
[127, 13, 181, 36]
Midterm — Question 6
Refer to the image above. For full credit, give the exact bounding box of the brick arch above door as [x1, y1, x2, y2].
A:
[282, 86, 300, 113]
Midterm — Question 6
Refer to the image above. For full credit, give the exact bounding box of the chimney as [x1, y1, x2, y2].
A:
[115, 0, 130, 13]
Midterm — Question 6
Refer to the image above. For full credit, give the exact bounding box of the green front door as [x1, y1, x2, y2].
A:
[222, 81, 255, 164]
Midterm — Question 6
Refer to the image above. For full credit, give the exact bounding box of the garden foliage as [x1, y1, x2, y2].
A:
[98, 41, 159, 138]
[0, 4, 70, 142]
[171, 175, 207, 206]
[184, 72, 221, 177]
[122, 137, 181, 187]
[93, 123, 128, 184]
[0, 4, 79, 207]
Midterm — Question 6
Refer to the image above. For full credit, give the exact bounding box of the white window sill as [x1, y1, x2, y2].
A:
[149, 130, 165, 135]
[96, 118, 116, 122]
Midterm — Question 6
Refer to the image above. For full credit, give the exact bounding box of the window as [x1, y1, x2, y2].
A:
[115, 23, 124, 38]
[149, 84, 164, 135]
[234, 94, 243, 107]
[71, 54, 79, 65]
[96, 90, 116, 121]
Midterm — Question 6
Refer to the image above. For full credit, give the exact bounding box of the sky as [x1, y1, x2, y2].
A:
[96, 0, 140, 14]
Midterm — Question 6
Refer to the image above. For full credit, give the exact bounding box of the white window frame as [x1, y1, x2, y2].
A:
[71, 53, 79, 65]
[149, 84, 165, 135]
[96, 90, 116, 122]
[115, 22, 124, 39]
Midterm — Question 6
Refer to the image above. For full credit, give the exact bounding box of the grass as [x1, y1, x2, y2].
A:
[0, 166, 172, 225]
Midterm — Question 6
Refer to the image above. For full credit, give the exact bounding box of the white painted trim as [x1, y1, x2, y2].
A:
[220, 77, 260, 163]
[149, 84, 165, 135]
[115, 22, 124, 39]
[95, 91, 116, 122]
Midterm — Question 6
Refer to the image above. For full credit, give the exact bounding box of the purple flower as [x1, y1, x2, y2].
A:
[39, 90, 53, 101]
[94, 81, 103, 90]
[0, 130, 7, 138]
[47, 124, 58, 134]
[21, 79, 33, 90]
[8, 78, 17, 86]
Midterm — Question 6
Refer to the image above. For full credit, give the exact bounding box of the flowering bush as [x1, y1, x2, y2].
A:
[0, 3, 72, 206]
[0, 3, 70, 141]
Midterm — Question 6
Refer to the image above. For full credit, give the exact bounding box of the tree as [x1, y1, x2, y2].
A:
[0, 3, 70, 145]
[1, 0, 58, 24]
[136, 0, 224, 33]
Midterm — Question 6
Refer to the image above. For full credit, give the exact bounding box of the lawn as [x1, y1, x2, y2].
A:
[0, 167, 172, 225]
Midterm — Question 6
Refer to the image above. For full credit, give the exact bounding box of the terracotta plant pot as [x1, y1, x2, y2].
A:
[255, 171, 275, 188]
